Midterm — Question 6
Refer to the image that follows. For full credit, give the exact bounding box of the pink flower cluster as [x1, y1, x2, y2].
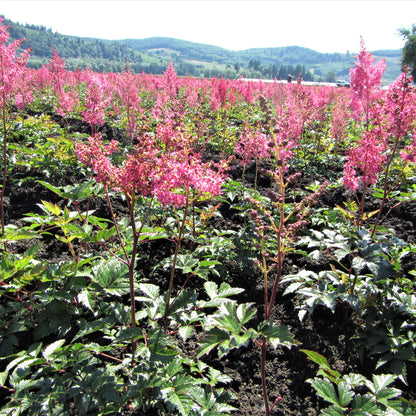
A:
[349, 38, 386, 122]
[343, 41, 416, 192]
[75, 134, 226, 207]
[343, 130, 387, 191]
[234, 129, 272, 165]
[82, 72, 112, 130]
[0, 18, 31, 108]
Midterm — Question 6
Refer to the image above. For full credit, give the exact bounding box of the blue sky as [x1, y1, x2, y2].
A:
[1, 1, 415, 53]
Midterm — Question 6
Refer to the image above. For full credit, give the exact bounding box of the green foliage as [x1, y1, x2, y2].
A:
[284, 220, 403, 321]
[303, 350, 416, 416]
[399, 24, 416, 79]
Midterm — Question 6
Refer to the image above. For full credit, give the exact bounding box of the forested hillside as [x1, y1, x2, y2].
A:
[2, 16, 402, 82]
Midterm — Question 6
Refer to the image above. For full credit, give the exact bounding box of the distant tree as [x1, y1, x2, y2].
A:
[400, 24, 416, 80]
[248, 59, 261, 71]
[325, 71, 336, 83]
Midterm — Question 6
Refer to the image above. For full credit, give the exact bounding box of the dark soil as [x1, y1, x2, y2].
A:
[3, 120, 416, 415]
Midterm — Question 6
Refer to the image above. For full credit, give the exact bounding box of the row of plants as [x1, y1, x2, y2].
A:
[1, 20, 416, 415]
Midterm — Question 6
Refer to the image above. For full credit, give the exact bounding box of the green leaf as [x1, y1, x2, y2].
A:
[302, 349, 341, 382]
[260, 322, 299, 349]
[337, 381, 354, 407]
[137, 283, 160, 301]
[350, 394, 378, 415]
[308, 377, 343, 406]
[196, 327, 252, 359]
[175, 254, 199, 274]
[0, 371, 8, 386]
[77, 288, 95, 312]
[178, 325, 193, 341]
[369, 374, 398, 393]
[204, 281, 245, 300]
[39, 200, 61, 216]
[385, 399, 416, 415]
[36, 180, 62, 196]
[42, 339, 65, 359]
[307, 377, 345, 408]
[91, 258, 130, 296]
[342, 373, 367, 388]
[116, 326, 143, 343]
[320, 405, 346, 416]
[213, 302, 254, 334]
[168, 290, 197, 315]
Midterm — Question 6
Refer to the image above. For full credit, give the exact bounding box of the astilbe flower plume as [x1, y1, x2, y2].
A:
[234, 129, 272, 165]
[75, 135, 226, 207]
[330, 91, 350, 144]
[349, 37, 386, 122]
[82, 71, 112, 134]
[114, 66, 142, 143]
[0, 18, 31, 108]
[0, 18, 31, 240]
[343, 130, 388, 191]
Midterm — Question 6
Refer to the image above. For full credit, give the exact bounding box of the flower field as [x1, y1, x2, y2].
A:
[1, 20, 416, 415]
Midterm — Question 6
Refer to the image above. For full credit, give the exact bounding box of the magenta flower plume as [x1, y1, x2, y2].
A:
[154, 151, 226, 207]
[0, 17, 31, 108]
[234, 129, 272, 165]
[343, 130, 387, 191]
[82, 72, 112, 133]
[350, 37, 386, 122]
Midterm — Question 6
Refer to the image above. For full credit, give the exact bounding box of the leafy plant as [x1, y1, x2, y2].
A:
[303, 349, 416, 415]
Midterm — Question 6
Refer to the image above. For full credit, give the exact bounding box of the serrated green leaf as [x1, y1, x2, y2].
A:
[203, 281, 244, 301]
[40, 200, 61, 216]
[77, 288, 95, 312]
[376, 387, 402, 404]
[342, 373, 367, 388]
[178, 325, 193, 341]
[260, 323, 299, 349]
[37, 180, 62, 196]
[320, 405, 346, 416]
[137, 283, 160, 300]
[42, 339, 65, 359]
[168, 290, 197, 315]
[91, 258, 130, 296]
[337, 381, 354, 407]
[385, 399, 416, 416]
[0, 371, 8, 386]
[350, 394, 378, 415]
[308, 377, 342, 406]
[371, 374, 398, 392]
[116, 326, 143, 343]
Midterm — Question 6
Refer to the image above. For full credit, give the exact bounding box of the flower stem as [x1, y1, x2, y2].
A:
[164, 186, 190, 331]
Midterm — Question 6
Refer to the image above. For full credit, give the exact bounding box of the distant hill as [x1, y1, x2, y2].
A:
[2, 17, 403, 84]
[123, 36, 402, 84]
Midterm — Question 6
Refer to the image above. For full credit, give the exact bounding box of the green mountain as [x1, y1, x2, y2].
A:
[2, 16, 403, 83]
[123, 37, 402, 83]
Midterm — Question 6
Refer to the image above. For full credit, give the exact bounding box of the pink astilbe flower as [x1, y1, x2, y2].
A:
[154, 152, 225, 207]
[343, 130, 388, 191]
[114, 66, 142, 143]
[13, 67, 34, 109]
[235, 129, 272, 165]
[330, 91, 350, 142]
[0, 18, 31, 108]
[350, 37, 386, 122]
[56, 87, 79, 118]
[75, 135, 119, 168]
[75, 135, 226, 208]
[163, 62, 178, 96]
[384, 71, 416, 146]
[271, 104, 304, 170]
[46, 47, 66, 94]
[82, 71, 112, 134]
